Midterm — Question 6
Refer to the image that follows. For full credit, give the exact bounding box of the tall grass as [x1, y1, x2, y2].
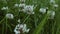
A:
[0, 0, 60, 34]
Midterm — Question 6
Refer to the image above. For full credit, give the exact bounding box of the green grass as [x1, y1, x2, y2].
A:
[0, 0, 60, 34]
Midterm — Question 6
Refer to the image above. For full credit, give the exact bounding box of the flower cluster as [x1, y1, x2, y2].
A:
[1, 6, 8, 10]
[14, 2, 34, 14]
[14, 24, 30, 34]
[0, 0, 59, 34]
[50, 0, 58, 8]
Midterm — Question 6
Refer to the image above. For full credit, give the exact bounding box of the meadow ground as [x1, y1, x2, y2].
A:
[0, 0, 60, 34]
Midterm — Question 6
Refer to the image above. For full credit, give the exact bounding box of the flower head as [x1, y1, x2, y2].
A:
[50, 0, 55, 4]
[6, 13, 14, 19]
[24, 5, 34, 14]
[20, 0, 25, 3]
[18, 19, 21, 23]
[14, 3, 19, 7]
[14, 24, 30, 34]
[39, 7, 48, 14]
[1, 6, 8, 10]
[53, 4, 58, 8]
[19, 3, 25, 8]
[47, 10, 55, 19]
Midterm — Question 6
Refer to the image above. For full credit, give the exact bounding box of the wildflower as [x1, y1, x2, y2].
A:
[53, 4, 58, 8]
[39, 7, 48, 14]
[17, 19, 21, 23]
[50, 0, 55, 4]
[1, 6, 8, 10]
[14, 3, 19, 7]
[19, 3, 25, 8]
[47, 10, 55, 19]
[20, 0, 25, 3]
[14, 24, 30, 34]
[6, 13, 14, 19]
[24, 5, 34, 14]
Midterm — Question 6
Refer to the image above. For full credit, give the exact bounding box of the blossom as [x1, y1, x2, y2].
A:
[24, 5, 34, 14]
[1, 6, 8, 10]
[53, 4, 58, 8]
[19, 3, 25, 8]
[6, 13, 14, 19]
[47, 10, 55, 19]
[14, 3, 19, 7]
[20, 0, 25, 3]
[39, 7, 48, 14]
[17, 19, 21, 23]
[50, 0, 55, 4]
[14, 24, 30, 34]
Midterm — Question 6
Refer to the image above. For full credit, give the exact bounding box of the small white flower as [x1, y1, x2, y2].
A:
[14, 3, 19, 7]
[14, 29, 20, 34]
[47, 10, 55, 19]
[20, 0, 25, 3]
[14, 24, 30, 34]
[18, 19, 21, 23]
[53, 4, 58, 8]
[1, 6, 8, 10]
[6, 13, 14, 19]
[6, 7, 8, 9]
[24, 5, 34, 11]
[39, 7, 48, 14]
[24, 5, 34, 14]
[19, 3, 25, 8]
[22, 24, 27, 32]
[50, 0, 55, 4]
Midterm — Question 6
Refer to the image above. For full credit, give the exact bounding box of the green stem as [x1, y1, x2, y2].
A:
[5, 17, 7, 34]
[0, 17, 5, 24]
[52, 21, 56, 34]
[7, 24, 12, 32]
[23, 15, 30, 23]
[2, 24, 4, 34]
[33, 14, 49, 34]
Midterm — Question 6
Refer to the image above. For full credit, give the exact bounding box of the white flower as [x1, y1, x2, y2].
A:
[1, 6, 8, 10]
[47, 10, 55, 19]
[14, 24, 23, 34]
[53, 4, 58, 8]
[14, 24, 30, 34]
[17, 19, 21, 23]
[20, 0, 25, 3]
[19, 3, 25, 8]
[6, 13, 14, 19]
[14, 29, 20, 34]
[39, 7, 48, 14]
[14, 3, 19, 7]
[50, 0, 55, 4]
[24, 5, 34, 14]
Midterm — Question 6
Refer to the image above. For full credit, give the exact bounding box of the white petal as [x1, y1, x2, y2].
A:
[18, 19, 21, 23]
[1, 6, 8, 10]
[24, 5, 34, 14]
[6, 13, 14, 19]
[19, 3, 25, 8]
[50, 0, 55, 4]
[20, 0, 25, 2]
[53, 4, 58, 8]
[39, 8, 47, 14]
[14, 4, 19, 7]
[47, 10, 55, 19]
